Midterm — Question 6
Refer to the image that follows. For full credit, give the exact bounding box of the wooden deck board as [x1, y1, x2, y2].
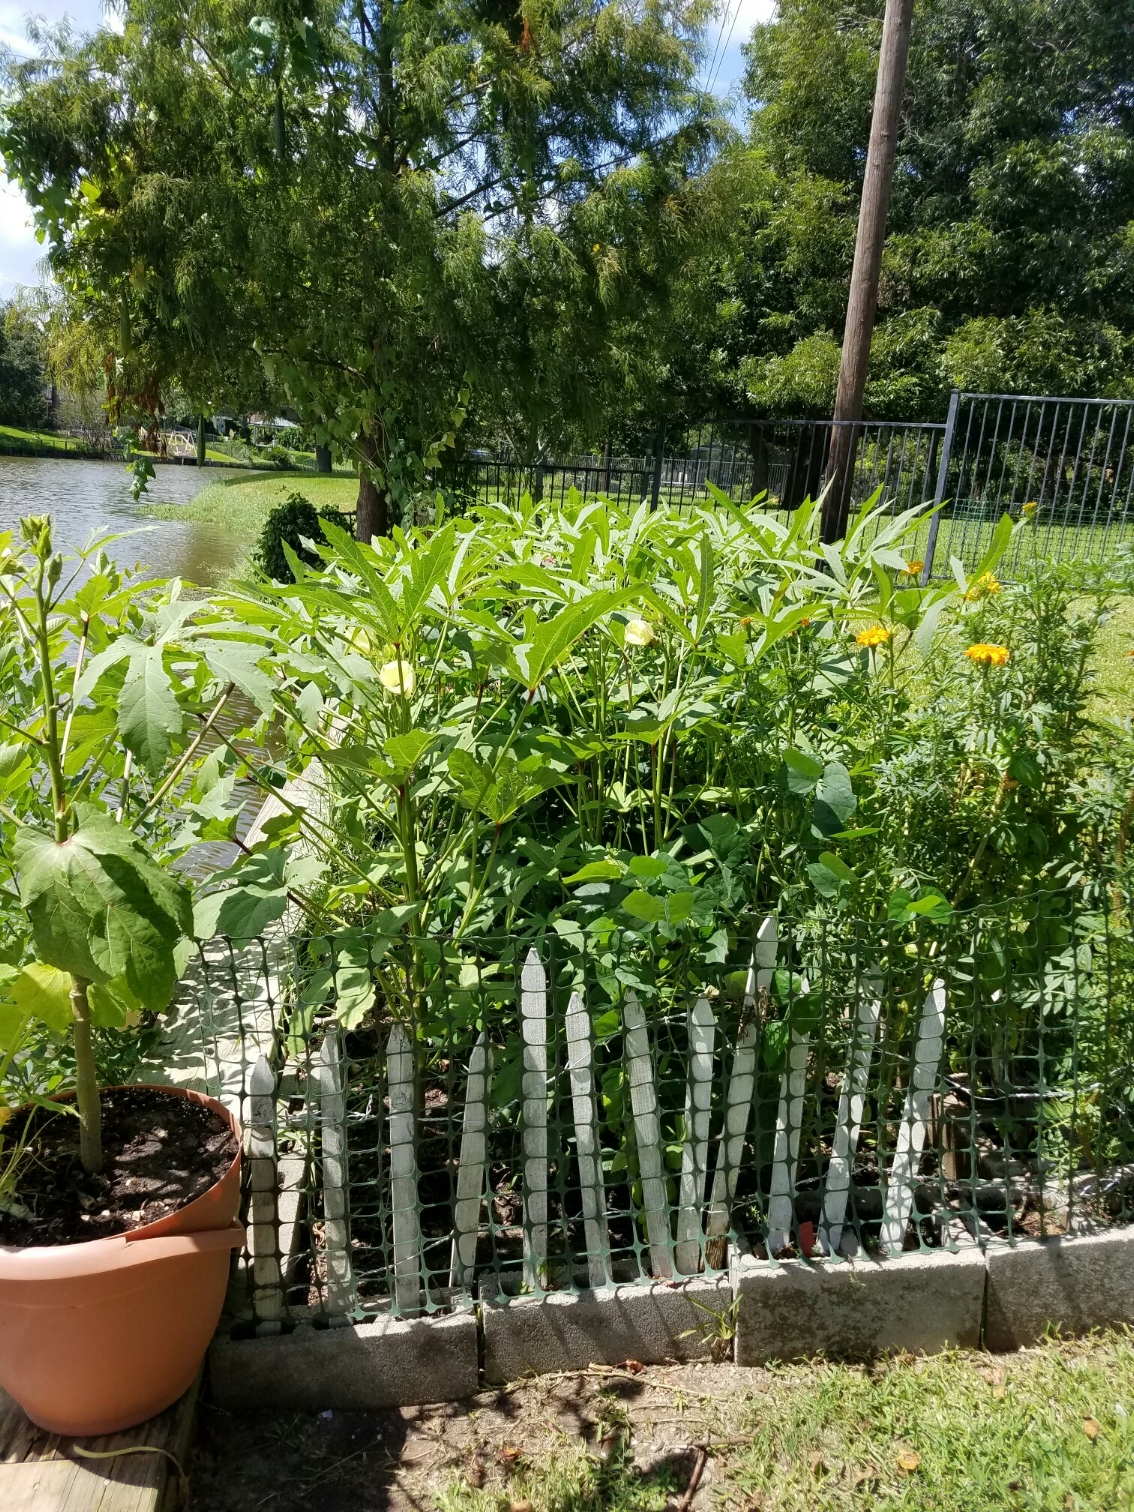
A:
[0, 1373, 198, 1511]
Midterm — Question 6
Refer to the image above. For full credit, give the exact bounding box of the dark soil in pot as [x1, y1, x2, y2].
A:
[0, 1086, 237, 1247]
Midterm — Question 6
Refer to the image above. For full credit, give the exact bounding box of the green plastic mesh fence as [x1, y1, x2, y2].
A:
[174, 890, 1134, 1332]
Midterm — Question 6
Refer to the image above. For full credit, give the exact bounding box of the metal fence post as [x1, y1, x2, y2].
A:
[649, 423, 666, 511]
[920, 389, 960, 584]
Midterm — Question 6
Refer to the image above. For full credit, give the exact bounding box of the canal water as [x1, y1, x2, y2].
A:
[0, 456, 246, 585]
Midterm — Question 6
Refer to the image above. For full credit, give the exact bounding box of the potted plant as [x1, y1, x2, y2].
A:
[0, 517, 267, 1435]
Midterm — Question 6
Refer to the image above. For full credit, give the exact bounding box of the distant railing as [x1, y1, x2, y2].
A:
[447, 419, 944, 530]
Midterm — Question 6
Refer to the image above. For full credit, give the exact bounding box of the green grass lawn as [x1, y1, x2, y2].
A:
[439, 1332, 1134, 1512]
[0, 423, 87, 455]
[141, 469, 359, 538]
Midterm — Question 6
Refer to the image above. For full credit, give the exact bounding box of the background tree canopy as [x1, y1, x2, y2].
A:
[674, 0, 1134, 421]
[2, 0, 1133, 477]
[0, 0, 725, 529]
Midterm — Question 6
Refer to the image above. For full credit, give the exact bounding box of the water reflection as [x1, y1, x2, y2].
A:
[0, 457, 246, 586]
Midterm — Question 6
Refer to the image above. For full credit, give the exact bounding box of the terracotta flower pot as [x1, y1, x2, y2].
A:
[0, 1085, 244, 1436]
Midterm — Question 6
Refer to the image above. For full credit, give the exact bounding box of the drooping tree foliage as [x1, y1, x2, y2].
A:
[1, 0, 723, 531]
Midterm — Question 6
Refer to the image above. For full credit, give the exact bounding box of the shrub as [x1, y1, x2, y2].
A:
[256, 493, 351, 583]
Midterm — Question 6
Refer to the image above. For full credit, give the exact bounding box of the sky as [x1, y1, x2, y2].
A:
[0, 0, 775, 296]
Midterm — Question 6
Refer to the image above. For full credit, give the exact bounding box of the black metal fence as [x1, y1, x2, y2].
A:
[921, 393, 1134, 581]
[449, 419, 943, 526]
[442, 394, 1134, 580]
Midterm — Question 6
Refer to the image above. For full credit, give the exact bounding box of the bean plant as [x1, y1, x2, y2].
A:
[221, 490, 1038, 1038]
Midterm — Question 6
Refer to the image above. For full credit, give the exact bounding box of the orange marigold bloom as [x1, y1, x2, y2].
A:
[856, 624, 891, 648]
[904, 560, 924, 576]
[966, 642, 1010, 667]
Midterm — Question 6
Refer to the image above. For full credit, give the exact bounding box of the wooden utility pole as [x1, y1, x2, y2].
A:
[821, 0, 914, 543]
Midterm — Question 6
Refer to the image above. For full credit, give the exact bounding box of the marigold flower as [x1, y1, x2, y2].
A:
[0, 1106, 10, 1128]
[379, 659, 416, 695]
[592, 243, 602, 253]
[1022, 501, 1038, 517]
[856, 625, 891, 648]
[624, 618, 656, 648]
[905, 560, 924, 576]
[964, 571, 1002, 601]
[966, 642, 1010, 667]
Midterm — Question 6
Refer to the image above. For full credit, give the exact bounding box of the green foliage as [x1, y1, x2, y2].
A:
[0, 303, 48, 430]
[256, 492, 351, 584]
[227, 491, 994, 1008]
[1, 0, 723, 523]
[0, 514, 288, 1165]
[663, 0, 1134, 423]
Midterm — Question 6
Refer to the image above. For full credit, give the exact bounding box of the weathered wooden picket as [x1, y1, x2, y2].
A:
[235, 921, 953, 1328]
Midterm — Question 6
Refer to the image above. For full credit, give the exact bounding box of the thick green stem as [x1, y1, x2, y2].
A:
[69, 976, 102, 1174]
[31, 551, 103, 1173]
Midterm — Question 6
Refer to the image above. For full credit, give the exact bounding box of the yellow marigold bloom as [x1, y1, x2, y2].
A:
[905, 560, 924, 576]
[964, 571, 1002, 601]
[966, 642, 1010, 667]
[1022, 501, 1038, 516]
[379, 659, 416, 695]
[856, 625, 891, 648]
[0, 1106, 10, 1128]
[624, 618, 656, 647]
[592, 243, 602, 253]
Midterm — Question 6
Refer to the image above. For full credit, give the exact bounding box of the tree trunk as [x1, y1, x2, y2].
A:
[315, 443, 332, 474]
[355, 432, 388, 541]
[196, 414, 207, 467]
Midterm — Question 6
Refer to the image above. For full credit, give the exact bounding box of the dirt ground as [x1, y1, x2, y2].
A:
[186, 1360, 762, 1512]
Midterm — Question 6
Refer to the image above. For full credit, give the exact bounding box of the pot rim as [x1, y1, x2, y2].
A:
[0, 1083, 242, 1269]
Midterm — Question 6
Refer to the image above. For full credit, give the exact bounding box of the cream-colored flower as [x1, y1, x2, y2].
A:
[379, 659, 416, 695]
[624, 618, 656, 648]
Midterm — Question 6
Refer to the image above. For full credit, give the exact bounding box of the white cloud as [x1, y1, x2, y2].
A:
[0, 0, 112, 294]
[0, 178, 45, 295]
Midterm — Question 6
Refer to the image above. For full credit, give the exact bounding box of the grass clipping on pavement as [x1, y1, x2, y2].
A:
[437, 1332, 1134, 1512]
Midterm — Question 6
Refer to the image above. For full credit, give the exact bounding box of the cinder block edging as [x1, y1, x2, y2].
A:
[732, 1247, 987, 1366]
[208, 1229, 1134, 1409]
[481, 1277, 734, 1385]
[986, 1228, 1134, 1351]
[209, 1310, 480, 1411]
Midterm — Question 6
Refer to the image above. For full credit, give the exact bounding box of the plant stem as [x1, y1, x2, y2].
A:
[69, 975, 102, 1173]
[29, 553, 102, 1172]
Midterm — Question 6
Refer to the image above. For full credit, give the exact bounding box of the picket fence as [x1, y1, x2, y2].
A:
[236, 919, 951, 1331]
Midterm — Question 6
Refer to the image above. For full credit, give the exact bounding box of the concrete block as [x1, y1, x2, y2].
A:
[985, 1228, 1134, 1351]
[481, 1278, 733, 1385]
[733, 1248, 986, 1365]
[209, 1310, 479, 1410]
